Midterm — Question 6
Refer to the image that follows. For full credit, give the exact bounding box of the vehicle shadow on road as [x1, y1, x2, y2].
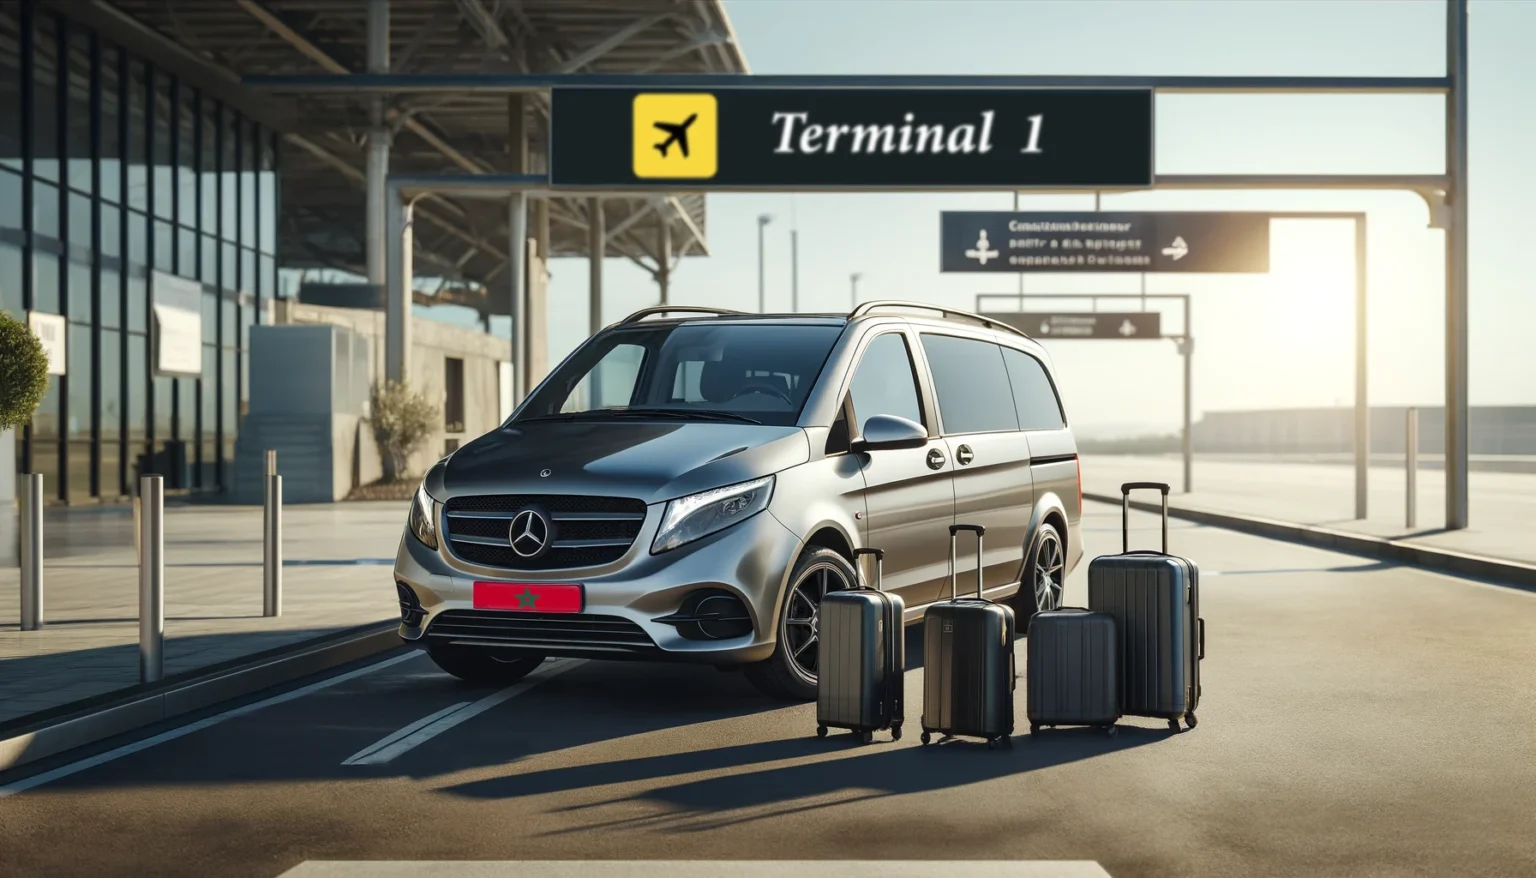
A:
[500, 725, 1164, 835]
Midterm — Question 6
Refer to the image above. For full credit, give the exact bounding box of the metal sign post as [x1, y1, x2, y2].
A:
[264, 450, 282, 617]
[1406, 407, 1419, 530]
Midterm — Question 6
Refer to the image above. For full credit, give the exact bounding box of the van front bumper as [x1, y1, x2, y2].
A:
[392, 508, 802, 666]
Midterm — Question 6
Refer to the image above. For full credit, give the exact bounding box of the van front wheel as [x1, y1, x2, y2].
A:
[744, 548, 856, 702]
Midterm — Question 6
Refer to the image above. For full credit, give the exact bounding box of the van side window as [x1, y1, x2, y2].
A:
[919, 334, 1020, 435]
[1001, 347, 1066, 430]
[848, 333, 924, 433]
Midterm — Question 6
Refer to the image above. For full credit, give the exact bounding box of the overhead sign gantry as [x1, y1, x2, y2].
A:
[243, 0, 1471, 529]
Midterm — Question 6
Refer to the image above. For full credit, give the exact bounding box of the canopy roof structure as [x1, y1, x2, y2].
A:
[55, 0, 748, 315]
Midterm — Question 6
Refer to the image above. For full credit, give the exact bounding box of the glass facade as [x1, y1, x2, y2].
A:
[0, 3, 279, 500]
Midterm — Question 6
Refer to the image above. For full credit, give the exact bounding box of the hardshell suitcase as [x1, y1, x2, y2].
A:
[920, 524, 1017, 750]
[1088, 482, 1205, 732]
[816, 548, 906, 744]
[1026, 608, 1120, 736]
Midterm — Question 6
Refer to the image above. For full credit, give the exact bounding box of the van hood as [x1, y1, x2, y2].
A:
[432, 419, 810, 506]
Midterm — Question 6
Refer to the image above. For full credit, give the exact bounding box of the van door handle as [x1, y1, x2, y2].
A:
[926, 448, 946, 470]
[956, 445, 974, 466]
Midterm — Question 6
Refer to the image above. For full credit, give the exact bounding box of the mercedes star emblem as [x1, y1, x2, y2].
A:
[508, 509, 550, 559]
[539, 468, 552, 478]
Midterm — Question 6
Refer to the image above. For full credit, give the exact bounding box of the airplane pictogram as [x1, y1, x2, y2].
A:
[652, 114, 698, 159]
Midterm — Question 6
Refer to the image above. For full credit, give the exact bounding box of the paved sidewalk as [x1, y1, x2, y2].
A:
[0, 501, 408, 727]
[1082, 454, 1536, 566]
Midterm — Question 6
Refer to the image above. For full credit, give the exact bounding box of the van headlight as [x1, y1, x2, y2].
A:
[652, 476, 775, 554]
[408, 482, 439, 550]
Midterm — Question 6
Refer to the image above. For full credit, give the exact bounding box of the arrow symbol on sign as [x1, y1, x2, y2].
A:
[1162, 236, 1189, 261]
[1119, 319, 1138, 337]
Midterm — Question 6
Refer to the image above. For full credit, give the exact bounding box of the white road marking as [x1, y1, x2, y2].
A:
[278, 861, 1114, 878]
[340, 701, 472, 766]
[341, 658, 583, 766]
[0, 650, 424, 800]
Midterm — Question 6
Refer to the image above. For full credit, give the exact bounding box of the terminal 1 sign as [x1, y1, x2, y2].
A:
[941, 211, 1271, 273]
[550, 88, 1152, 189]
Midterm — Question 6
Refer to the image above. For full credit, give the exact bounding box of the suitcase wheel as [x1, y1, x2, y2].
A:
[890, 723, 903, 742]
[1105, 725, 1118, 738]
[858, 730, 874, 745]
[815, 724, 828, 739]
[1168, 718, 1181, 733]
[920, 730, 931, 746]
[1029, 723, 1040, 735]
[1185, 712, 1198, 729]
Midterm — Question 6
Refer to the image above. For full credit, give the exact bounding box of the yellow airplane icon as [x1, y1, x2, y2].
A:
[632, 93, 718, 179]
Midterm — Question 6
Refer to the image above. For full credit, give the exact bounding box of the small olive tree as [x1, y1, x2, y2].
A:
[370, 379, 439, 482]
[0, 311, 50, 431]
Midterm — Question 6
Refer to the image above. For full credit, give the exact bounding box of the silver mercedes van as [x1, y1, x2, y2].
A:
[393, 301, 1083, 700]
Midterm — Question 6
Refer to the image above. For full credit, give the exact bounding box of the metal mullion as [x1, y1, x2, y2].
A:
[89, 28, 102, 498]
[53, 13, 68, 500]
[18, 0, 33, 476]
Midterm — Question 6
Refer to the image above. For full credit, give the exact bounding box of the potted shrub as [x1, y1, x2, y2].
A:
[0, 311, 51, 565]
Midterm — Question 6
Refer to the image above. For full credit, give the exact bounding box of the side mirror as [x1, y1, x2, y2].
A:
[850, 414, 928, 453]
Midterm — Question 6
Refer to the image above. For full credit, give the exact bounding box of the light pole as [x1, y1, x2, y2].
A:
[850, 272, 862, 310]
[757, 213, 773, 313]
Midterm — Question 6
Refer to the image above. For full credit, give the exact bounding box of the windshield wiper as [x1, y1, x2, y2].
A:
[607, 408, 763, 425]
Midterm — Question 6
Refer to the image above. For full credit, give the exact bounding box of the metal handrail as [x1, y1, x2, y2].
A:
[849, 300, 1030, 338]
[618, 305, 749, 325]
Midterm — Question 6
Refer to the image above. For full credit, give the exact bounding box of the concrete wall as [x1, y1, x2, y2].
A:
[272, 301, 512, 481]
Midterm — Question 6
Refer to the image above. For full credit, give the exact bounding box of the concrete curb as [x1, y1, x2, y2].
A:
[0, 623, 404, 773]
[1085, 491, 1536, 590]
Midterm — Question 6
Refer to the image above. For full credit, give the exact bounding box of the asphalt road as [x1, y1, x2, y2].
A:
[3, 503, 1534, 878]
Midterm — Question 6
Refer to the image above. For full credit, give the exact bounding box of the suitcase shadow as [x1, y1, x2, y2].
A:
[515, 724, 1163, 834]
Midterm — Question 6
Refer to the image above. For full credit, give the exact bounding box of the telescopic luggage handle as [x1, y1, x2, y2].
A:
[1120, 482, 1171, 554]
[948, 524, 986, 601]
[853, 547, 884, 591]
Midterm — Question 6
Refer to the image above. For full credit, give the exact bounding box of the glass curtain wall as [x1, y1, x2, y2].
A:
[0, 2, 278, 500]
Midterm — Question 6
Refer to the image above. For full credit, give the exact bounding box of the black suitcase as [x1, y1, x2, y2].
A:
[1026, 608, 1120, 736]
[816, 548, 906, 744]
[920, 524, 1017, 750]
[1088, 481, 1205, 732]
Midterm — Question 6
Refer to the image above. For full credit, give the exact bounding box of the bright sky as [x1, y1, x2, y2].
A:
[516, 0, 1534, 438]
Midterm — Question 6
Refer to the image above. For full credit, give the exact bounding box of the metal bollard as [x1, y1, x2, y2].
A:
[20, 473, 43, 631]
[1405, 407, 1419, 529]
[139, 475, 164, 684]
[264, 472, 282, 617]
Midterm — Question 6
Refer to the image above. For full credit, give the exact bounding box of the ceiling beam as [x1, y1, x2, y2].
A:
[552, 15, 669, 74]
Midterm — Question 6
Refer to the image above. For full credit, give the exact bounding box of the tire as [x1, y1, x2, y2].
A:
[1013, 522, 1066, 628]
[427, 643, 545, 684]
[745, 547, 857, 702]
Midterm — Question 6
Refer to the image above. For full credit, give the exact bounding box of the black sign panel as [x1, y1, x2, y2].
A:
[985, 312, 1162, 340]
[550, 88, 1152, 190]
[942, 212, 1271, 273]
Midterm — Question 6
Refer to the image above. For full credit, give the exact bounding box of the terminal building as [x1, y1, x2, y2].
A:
[0, 0, 746, 505]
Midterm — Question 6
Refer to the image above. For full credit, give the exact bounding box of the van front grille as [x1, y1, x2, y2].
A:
[442, 494, 648, 571]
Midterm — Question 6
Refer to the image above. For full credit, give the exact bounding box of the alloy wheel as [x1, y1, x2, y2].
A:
[1033, 528, 1066, 614]
[782, 560, 850, 683]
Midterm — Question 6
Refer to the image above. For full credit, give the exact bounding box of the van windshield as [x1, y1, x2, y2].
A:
[516, 323, 845, 428]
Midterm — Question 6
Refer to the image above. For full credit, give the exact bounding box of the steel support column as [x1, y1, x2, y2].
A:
[365, 0, 390, 307]
[657, 213, 672, 305]
[1445, 0, 1470, 529]
[385, 191, 413, 382]
[588, 198, 604, 336]
[507, 94, 529, 401]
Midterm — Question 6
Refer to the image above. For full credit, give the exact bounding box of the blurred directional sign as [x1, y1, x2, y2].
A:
[942, 212, 1271, 273]
[551, 88, 1153, 189]
[986, 311, 1162, 339]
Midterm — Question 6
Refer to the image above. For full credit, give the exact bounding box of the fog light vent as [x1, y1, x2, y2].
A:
[653, 589, 754, 641]
[396, 582, 426, 627]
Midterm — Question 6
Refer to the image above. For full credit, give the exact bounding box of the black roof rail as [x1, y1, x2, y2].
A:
[618, 305, 750, 325]
[849, 300, 1031, 339]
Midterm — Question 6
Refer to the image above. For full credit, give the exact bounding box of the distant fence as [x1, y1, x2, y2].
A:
[1190, 406, 1536, 456]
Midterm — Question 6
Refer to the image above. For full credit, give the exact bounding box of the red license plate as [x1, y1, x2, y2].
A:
[473, 581, 583, 614]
